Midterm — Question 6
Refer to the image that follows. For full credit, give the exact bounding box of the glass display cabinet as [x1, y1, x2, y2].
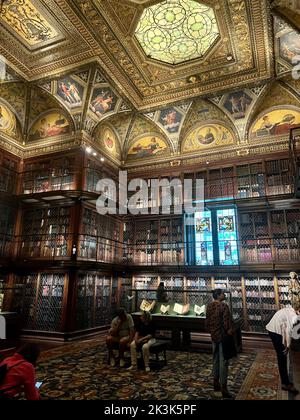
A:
[128, 289, 242, 350]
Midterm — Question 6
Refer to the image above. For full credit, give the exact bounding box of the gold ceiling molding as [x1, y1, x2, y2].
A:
[0, 0, 61, 49]
[0, 0, 273, 109]
[0, 0, 98, 79]
[272, 0, 300, 30]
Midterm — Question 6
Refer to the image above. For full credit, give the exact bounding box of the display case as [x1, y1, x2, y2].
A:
[129, 289, 242, 349]
[130, 288, 234, 318]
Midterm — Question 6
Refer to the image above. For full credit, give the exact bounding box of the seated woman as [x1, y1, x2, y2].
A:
[106, 308, 135, 367]
[128, 312, 156, 373]
[0, 343, 40, 400]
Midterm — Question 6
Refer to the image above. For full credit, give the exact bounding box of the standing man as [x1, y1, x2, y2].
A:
[206, 289, 233, 399]
[106, 308, 135, 367]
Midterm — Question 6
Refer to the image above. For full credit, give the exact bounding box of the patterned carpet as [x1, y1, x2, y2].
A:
[236, 350, 288, 400]
[31, 338, 281, 400]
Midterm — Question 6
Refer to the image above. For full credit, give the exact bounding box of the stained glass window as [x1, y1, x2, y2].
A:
[135, 0, 220, 65]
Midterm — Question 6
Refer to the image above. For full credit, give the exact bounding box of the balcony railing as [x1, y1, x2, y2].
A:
[3, 234, 299, 266]
[18, 234, 70, 259]
[78, 234, 123, 264]
[17, 167, 294, 201]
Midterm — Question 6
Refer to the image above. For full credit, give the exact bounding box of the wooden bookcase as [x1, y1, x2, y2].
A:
[0, 149, 19, 194]
[20, 206, 71, 259]
[128, 273, 291, 333]
[22, 153, 79, 194]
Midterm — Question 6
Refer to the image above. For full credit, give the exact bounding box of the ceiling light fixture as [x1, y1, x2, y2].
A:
[227, 54, 234, 61]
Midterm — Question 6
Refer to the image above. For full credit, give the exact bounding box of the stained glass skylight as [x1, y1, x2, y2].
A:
[135, 0, 220, 65]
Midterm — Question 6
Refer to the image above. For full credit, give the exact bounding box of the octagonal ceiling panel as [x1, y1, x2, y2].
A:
[135, 0, 220, 65]
[0, 0, 273, 111]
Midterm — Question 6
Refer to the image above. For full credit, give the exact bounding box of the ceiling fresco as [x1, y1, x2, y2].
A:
[1, 0, 60, 47]
[0, 1, 299, 164]
[182, 122, 236, 153]
[0, 0, 273, 109]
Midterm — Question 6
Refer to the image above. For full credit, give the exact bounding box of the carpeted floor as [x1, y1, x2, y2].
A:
[236, 350, 287, 400]
[33, 338, 284, 400]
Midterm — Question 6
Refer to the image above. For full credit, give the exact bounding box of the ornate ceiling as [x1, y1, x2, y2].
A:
[0, 0, 300, 168]
[135, 0, 220, 65]
[0, 0, 273, 110]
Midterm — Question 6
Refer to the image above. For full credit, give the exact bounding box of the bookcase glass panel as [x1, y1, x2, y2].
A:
[0, 275, 8, 312]
[134, 220, 159, 264]
[23, 157, 76, 194]
[123, 221, 134, 263]
[266, 159, 292, 196]
[185, 276, 212, 291]
[80, 208, 121, 262]
[0, 204, 15, 257]
[160, 218, 184, 264]
[119, 275, 133, 313]
[244, 276, 263, 332]
[214, 276, 244, 329]
[277, 275, 291, 307]
[76, 273, 113, 330]
[20, 274, 65, 332]
[244, 276, 276, 332]
[160, 276, 184, 290]
[35, 274, 65, 331]
[21, 207, 70, 258]
[0, 152, 18, 194]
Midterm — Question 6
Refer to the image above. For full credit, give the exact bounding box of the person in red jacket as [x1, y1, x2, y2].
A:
[0, 343, 40, 400]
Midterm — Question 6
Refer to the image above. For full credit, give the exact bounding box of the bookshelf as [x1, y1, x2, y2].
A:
[20, 273, 66, 332]
[79, 208, 121, 262]
[160, 218, 184, 264]
[0, 275, 8, 312]
[236, 163, 264, 198]
[214, 276, 245, 326]
[0, 151, 19, 194]
[243, 276, 276, 332]
[76, 273, 113, 330]
[23, 156, 76, 194]
[185, 276, 211, 291]
[132, 275, 158, 308]
[0, 204, 16, 258]
[134, 220, 159, 264]
[265, 159, 292, 196]
[123, 221, 134, 263]
[277, 275, 291, 307]
[21, 207, 70, 258]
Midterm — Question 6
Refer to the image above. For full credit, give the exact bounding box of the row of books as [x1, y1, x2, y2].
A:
[245, 291, 275, 298]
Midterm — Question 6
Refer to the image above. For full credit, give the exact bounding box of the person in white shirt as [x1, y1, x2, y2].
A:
[266, 304, 300, 394]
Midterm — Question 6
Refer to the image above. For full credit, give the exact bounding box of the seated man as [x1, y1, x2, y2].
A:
[128, 311, 156, 373]
[106, 308, 135, 367]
